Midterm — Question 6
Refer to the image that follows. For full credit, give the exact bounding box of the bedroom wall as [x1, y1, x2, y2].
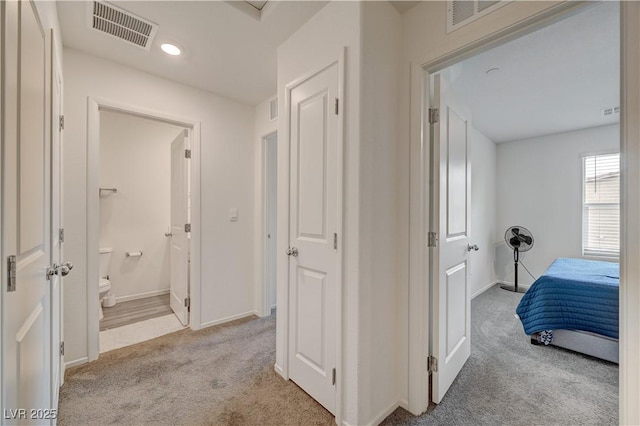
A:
[496, 124, 620, 286]
[470, 126, 498, 297]
[63, 48, 255, 366]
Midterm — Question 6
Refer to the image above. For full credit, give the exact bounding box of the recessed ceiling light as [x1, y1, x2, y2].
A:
[161, 43, 181, 56]
[486, 67, 500, 75]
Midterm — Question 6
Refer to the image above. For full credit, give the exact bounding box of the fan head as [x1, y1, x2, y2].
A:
[504, 226, 534, 252]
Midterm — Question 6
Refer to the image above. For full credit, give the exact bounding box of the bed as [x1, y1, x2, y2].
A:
[515, 258, 619, 363]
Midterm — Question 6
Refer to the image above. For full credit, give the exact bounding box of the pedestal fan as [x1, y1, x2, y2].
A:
[500, 226, 534, 293]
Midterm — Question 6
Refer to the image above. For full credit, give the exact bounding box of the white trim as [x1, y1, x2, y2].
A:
[408, 1, 602, 415]
[114, 289, 170, 303]
[86, 98, 202, 359]
[364, 400, 401, 426]
[64, 357, 89, 369]
[620, 3, 640, 423]
[274, 363, 284, 377]
[471, 281, 498, 299]
[199, 310, 257, 329]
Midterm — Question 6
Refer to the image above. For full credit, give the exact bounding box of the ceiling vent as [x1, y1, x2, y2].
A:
[448, 1, 511, 33]
[88, 1, 158, 50]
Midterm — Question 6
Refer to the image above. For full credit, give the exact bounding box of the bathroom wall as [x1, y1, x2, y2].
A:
[99, 110, 185, 301]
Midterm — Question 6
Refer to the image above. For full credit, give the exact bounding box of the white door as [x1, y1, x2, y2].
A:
[170, 130, 189, 326]
[2, 0, 53, 422]
[50, 42, 65, 407]
[265, 133, 277, 310]
[288, 63, 340, 414]
[430, 73, 472, 404]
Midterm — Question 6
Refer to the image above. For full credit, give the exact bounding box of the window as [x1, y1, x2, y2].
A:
[583, 153, 620, 258]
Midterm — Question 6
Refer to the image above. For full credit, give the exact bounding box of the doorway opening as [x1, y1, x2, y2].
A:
[86, 100, 201, 360]
[262, 131, 278, 315]
[420, 1, 620, 421]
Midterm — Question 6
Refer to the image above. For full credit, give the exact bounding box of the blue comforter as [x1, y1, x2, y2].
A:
[516, 258, 619, 339]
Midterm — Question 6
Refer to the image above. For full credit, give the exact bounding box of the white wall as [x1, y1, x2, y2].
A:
[496, 124, 619, 286]
[276, 2, 362, 423]
[470, 126, 498, 297]
[99, 110, 184, 301]
[254, 96, 278, 314]
[63, 48, 255, 365]
[359, 2, 402, 424]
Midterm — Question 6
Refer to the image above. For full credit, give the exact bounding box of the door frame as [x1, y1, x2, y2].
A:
[258, 131, 278, 317]
[276, 49, 345, 424]
[408, 0, 638, 418]
[86, 98, 201, 361]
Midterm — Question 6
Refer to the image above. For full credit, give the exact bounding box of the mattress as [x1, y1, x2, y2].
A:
[516, 258, 619, 339]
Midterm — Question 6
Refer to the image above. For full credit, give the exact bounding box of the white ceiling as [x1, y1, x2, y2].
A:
[57, 1, 327, 105]
[446, 2, 620, 143]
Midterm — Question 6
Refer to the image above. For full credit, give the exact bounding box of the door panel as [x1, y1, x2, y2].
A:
[170, 130, 189, 326]
[431, 73, 471, 404]
[50, 46, 64, 404]
[3, 1, 53, 423]
[288, 63, 339, 414]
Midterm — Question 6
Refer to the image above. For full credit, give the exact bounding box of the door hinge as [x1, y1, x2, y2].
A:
[428, 355, 438, 373]
[7, 255, 17, 292]
[185, 149, 192, 159]
[60, 341, 65, 356]
[333, 233, 338, 250]
[184, 297, 191, 312]
[334, 98, 339, 115]
[428, 108, 439, 124]
[332, 368, 336, 385]
[59, 115, 65, 131]
[428, 232, 438, 248]
[59, 228, 65, 243]
[184, 223, 191, 233]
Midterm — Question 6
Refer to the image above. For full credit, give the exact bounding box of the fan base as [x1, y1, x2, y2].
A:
[500, 284, 527, 294]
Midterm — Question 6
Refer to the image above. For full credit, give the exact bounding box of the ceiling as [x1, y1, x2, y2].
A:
[446, 2, 620, 143]
[57, 1, 327, 105]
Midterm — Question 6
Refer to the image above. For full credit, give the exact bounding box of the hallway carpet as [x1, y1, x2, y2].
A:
[59, 286, 618, 425]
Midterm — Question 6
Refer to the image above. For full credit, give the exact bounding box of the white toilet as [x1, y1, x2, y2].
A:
[98, 247, 114, 320]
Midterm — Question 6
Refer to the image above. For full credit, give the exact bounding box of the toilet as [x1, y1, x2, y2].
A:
[98, 247, 114, 320]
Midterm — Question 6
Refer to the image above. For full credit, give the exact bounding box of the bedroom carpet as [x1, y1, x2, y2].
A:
[58, 286, 618, 425]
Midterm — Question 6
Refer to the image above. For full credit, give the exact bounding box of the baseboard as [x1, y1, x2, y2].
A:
[274, 363, 285, 378]
[471, 281, 498, 299]
[65, 357, 88, 369]
[398, 399, 409, 411]
[115, 289, 170, 303]
[199, 310, 258, 329]
[270, 304, 276, 310]
[365, 400, 401, 426]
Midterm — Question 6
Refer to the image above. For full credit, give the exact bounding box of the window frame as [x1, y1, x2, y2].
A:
[581, 151, 620, 260]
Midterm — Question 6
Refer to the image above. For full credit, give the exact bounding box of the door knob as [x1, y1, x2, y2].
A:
[467, 244, 479, 252]
[63, 261, 73, 271]
[286, 247, 299, 257]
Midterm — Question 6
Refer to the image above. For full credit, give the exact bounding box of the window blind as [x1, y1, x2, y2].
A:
[583, 153, 620, 258]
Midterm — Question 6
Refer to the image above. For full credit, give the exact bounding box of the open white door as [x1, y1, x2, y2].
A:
[430, 73, 472, 404]
[2, 0, 54, 422]
[265, 133, 277, 311]
[50, 36, 65, 407]
[288, 63, 340, 414]
[170, 130, 190, 326]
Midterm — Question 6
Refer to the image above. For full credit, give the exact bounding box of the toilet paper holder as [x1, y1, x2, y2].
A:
[125, 251, 143, 258]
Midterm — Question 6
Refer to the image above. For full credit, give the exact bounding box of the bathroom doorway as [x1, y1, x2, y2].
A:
[87, 104, 200, 357]
[263, 131, 278, 315]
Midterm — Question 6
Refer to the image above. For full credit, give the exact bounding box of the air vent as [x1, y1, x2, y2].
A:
[269, 97, 278, 121]
[89, 1, 158, 50]
[602, 106, 620, 116]
[447, 1, 511, 33]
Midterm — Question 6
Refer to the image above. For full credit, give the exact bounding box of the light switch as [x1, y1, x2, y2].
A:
[229, 208, 238, 222]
